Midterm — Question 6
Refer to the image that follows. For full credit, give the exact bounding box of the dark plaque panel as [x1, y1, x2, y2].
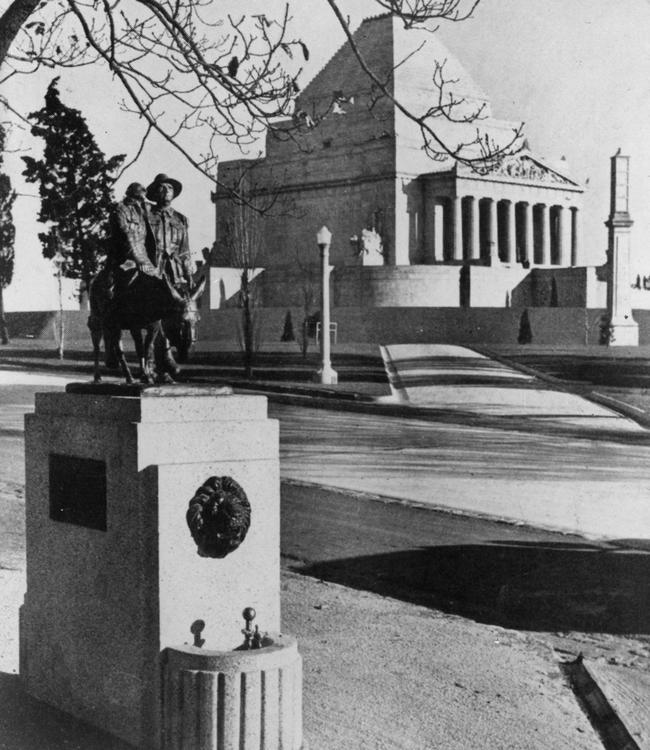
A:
[49, 454, 107, 531]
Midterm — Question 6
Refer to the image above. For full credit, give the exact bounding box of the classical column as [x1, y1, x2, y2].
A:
[488, 198, 499, 265]
[434, 203, 444, 262]
[557, 206, 568, 266]
[524, 202, 534, 266]
[422, 184, 436, 264]
[540, 204, 551, 265]
[470, 197, 481, 261]
[452, 196, 463, 261]
[506, 200, 516, 263]
[571, 207, 580, 266]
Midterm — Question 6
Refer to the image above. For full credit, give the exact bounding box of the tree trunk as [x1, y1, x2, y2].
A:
[56, 269, 65, 359]
[241, 271, 254, 378]
[301, 319, 309, 359]
[0, 285, 8, 345]
[243, 300, 253, 378]
[0, 0, 43, 66]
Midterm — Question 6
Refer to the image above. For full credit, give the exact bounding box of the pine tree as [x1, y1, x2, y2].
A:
[0, 124, 16, 345]
[21, 77, 125, 301]
[518, 309, 533, 345]
[281, 310, 295, 342]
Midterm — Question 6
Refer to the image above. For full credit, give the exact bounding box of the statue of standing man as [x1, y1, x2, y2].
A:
[145, 173, 195, 376]
[146, 174, 194, 291]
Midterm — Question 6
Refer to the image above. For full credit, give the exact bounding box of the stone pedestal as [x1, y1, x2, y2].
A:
[607, 318, 639, 346]
[20, 385, 281, 749]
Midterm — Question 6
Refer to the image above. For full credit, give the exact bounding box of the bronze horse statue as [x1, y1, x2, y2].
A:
[88, 268, 205, 384]
[163, 275, 205, 363]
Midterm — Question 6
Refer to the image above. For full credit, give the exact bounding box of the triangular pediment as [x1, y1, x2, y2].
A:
[485, 153, 581, 188]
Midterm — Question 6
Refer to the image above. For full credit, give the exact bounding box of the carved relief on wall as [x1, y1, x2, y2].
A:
[494, 156, 574, 186]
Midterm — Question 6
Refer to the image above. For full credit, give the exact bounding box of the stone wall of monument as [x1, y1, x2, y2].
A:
[9, 306, 650, 347]
[509, 267, 608, 308]
[333, 266, 460, 307]
[213, 16, 403, 271]
[214, 166, 397, 268]
[205, 264, 612, 312]
[467, 266, 531, 308]
[194, 306, 633, 347]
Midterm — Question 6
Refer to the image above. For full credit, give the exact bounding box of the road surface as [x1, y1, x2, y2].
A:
[1, 374, 650, 693]
[270, 402, 650, 538]
[3, 376, 650, 534]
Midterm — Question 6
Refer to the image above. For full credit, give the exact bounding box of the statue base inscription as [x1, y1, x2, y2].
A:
[20, 384, 281, 749]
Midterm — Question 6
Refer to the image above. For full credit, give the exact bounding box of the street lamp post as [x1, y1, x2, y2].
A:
[315, 226, 338, 385]
[52, 246, 66, 361]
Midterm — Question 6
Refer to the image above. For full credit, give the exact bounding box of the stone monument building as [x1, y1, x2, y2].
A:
[204, 14, 650, 346]
[211, 14, 585, 315]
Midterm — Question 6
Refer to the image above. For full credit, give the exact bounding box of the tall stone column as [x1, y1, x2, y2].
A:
[422, 184, 437, 264]
[488, 198, 499, 265]
[506, 200, 516, 263]
[524, 202, 534, 266]
[452, 196, 463, 262]
[470, 197, 481, 261]
[606, 150, 638, 346]
[434, 204, 444, 262]
[556, 206, 567, 266]
[540, 204, 551, 265]
[571, 207, 580, 266]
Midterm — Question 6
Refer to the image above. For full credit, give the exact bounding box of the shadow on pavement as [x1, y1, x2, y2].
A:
[292, 540, 650, 635]
[0, 673, 132, 750]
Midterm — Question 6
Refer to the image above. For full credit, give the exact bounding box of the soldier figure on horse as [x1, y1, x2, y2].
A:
[89, 173, 201, 384]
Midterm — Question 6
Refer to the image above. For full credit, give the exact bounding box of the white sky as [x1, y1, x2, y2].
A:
[3, 0, 650, 310]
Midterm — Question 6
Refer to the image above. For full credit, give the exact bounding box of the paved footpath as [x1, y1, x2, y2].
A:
[0, 558, 606, 750]
[380, 343, 645, 433]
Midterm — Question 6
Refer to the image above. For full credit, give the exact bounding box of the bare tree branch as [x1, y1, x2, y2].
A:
[114, 122, 152, 178]
[1, 0, 523, 195]
[324, 0, 522, 171]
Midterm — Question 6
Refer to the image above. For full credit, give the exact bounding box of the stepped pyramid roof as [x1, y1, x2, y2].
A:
[288, 14, 578, 185]
[297, 14, 490, 118]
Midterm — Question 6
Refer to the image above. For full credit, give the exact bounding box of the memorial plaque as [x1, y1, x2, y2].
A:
[49, 454, 107, 531]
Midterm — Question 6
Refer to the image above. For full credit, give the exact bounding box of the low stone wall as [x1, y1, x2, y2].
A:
[333, 265, 462, 307]
[12, 306, 650, 348]
[4, 310, 90, 341]
[511, 266, 608, 309]
[207, 264, 618, 313]
[197, 306, 613, 347]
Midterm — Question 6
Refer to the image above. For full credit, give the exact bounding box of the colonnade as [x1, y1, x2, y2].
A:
[425, 195, 582, 267]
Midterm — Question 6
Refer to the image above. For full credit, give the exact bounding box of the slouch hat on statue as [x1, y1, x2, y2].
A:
[146, 173, 183, 200]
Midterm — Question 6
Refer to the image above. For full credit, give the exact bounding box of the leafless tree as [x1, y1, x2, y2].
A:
[1, 0, 521, 196]
[293, 249, 319, 359]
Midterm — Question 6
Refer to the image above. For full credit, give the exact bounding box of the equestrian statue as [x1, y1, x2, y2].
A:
[88, 174, 204, 385]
